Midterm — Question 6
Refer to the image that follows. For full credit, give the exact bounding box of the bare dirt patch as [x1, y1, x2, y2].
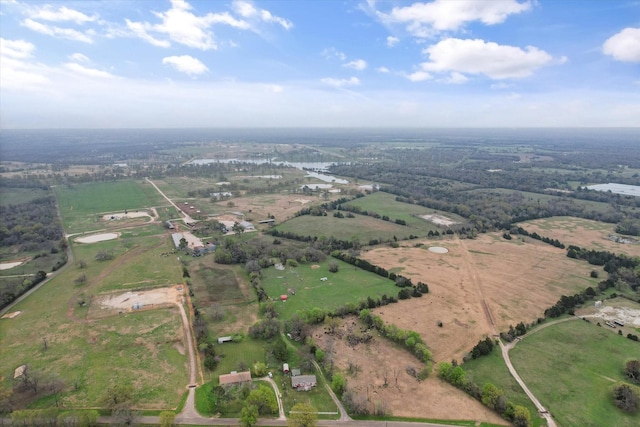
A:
[577, 298, 640, 327]
[75, 232, 120, 244]
[0, 261, 24, 270]
[361, 234, 598, 362]
[313, 319, 507, 424]
[102, 211, 152, 221]
[1, 311, 21, 319]
[213, 194, 319, 223]
[420, 214, 457, 227]
[88, 286, 183, 318]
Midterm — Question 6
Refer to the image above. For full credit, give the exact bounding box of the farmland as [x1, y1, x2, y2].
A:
[260, 258, 397, 319]
[510, 319, 640, 427]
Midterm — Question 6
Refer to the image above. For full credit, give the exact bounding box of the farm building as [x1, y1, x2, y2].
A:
[239, 221, 255, 231]
[283, 363, 290, 373]
[217, 336, 232, 344]
[171, 233, 184, 249]
[219, 371, 252, 386]
[291, 368, 301, 377]
[166, 221, 175, 230]
[259, 219, 275, 224]
[292, 375, 317, 391]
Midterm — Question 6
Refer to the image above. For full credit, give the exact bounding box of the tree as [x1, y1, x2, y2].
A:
[624, 360, 640, 384]
[240, 404, 258, 427]
[481, 383, 504, 411]
[512, 405, 531, 427]
[613, 384, 639, 413]
[273, 338, 288, 362]
[101, 384, 133, 408]
[288, 402, 317, 427]
[328, 261, 339, 273]
[331, 373, 346, 396]
[252, 362, 267, 377]
[246, 385, 277, 415]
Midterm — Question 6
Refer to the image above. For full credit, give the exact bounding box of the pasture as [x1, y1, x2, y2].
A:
[510, 319, 640, 427]
[517, 216, 640, 257]
[260, 259, 397, 319]
[54, 180, 163, 233]
[364, 233, 600, 361]
[273, 213, 418, 243]
[0, 229, 188, 409]
[343, 192, 467, 231]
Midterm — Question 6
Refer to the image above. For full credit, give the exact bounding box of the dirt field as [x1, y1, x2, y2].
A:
[75, 232, 120, 243]
[89, 286, 183, 318]
[313, 319, 508, 425]
[212, 194, 322, 223]
[361, 233, 598, 362]
[518, 216, 640, 257]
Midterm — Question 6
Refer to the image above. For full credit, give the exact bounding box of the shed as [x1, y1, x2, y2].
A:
[291, 368, 301, 377]
[292, 374, 317, 390]
[283, 363, 290, 373]
[239, 221, 255, 231]
[218, 336, 233, 344]
[219, 371, 251, 386]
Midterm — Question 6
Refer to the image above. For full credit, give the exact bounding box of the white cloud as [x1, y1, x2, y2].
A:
[64, 62, 116, 79]
[603, 27, 640, 63]
[162, 55, 209, 75]
[0, 38, 35, 59]
[0, 38, 50, 90]
[22, 18, 94, 43]
[322, 47, 346, 61]
[386, 36, 399, 47]
[441, 71, 468, 84]
[490, 82, 514, 90]
[125, 19, 171, 48]
[406, 71, 432, 82]
[320, 77, 360, 88]
[344, 59, 367, 70]
[232, 0, 293, 30]
[68, 53, 90, 63]
[376, 0, 531, 37]
[29, 5, 97, 24]
[263, 84, 284, 93]
[419, 38, 555, 79]
[377, 66, 390, 73]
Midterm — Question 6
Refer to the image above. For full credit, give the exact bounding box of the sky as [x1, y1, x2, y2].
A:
[0, 0, 639, 128]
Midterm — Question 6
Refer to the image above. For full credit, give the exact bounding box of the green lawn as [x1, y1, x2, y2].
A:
[510, 319, 640, 427]
[54, 180, 164, 233]
[261, 259, 397, 319]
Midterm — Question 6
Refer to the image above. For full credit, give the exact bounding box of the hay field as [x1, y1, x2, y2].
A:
[362, 233, 599, 361]
[518, 216, 640, 257]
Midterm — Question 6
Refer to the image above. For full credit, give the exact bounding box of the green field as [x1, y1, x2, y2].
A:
[54, 180, 164, 233]
[462, 347, 545, 427]
[344, 192, 467, 232]
[510, 319, 640, 427]
[0, 187, 52, 206]
[274, 213, 420, 243]
[0, 231, 188, 409]
[261, 258, 397, 319]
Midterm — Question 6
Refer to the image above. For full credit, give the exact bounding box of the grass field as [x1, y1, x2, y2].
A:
[462, 347, 545, 427]
[54, 180, 164, 233]
[261, 259, 397, 319]
[273, 213, 420, 243]
[0, 231, 188, 409]
[344, 192, 467, 232]
[0, 187, 52, 206]
[510, 319, 640, 427]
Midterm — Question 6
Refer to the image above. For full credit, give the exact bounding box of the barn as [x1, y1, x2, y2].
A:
[219, 371, 252, 386]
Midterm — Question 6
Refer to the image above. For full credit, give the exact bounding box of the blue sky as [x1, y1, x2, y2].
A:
[0, 0, 638, 128]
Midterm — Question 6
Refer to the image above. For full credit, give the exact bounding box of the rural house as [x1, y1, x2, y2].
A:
[291, 374, 316, 391]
